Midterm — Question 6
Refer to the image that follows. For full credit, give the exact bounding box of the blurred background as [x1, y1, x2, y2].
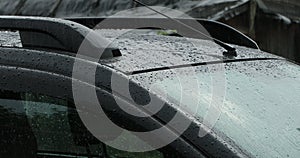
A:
[0, 0, 299, 62]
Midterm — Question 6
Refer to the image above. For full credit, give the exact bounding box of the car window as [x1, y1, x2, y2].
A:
[107, 145, 163, 158]
[0, 91, 182, 158]
[132, 60, 300, 158]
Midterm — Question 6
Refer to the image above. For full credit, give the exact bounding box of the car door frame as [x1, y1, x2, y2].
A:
[0, 47, 208, 158]
[0, 47, 250, 157]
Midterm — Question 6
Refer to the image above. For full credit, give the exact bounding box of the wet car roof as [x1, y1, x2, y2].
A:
[96, 29, 281, 74]
[1, 29, 282, 76]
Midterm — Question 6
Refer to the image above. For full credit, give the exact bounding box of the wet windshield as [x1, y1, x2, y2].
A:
[131, 60, 300, 158]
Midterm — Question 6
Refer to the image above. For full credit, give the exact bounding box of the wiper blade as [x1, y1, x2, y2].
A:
[129, 58, 281, 75]
[132, 0, 237, 57]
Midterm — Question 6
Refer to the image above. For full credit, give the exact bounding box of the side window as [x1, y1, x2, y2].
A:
[22, 93, 104, 157]
[104, 131, 164, 158]
[0, 91, 182, 158]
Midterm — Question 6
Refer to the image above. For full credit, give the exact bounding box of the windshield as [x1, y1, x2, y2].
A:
[131, 59, 300, 158]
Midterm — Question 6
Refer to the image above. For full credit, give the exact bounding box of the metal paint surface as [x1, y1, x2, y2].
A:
[0, 24, 292, 158]
[96, 29, 280, 73]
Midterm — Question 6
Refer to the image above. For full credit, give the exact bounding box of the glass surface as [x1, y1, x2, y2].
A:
[0, 92, 167, 157]
[132, 60, 300, 158]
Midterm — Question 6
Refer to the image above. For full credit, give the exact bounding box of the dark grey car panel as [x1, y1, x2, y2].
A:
[0, 16, 121, 59]
[0, 64, 205, 158]
[0, 16, 292, 158]
[0, 46, 252, 157]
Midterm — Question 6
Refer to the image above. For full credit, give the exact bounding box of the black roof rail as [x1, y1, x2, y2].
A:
[67, 17, 259, 50]
[0, 16, 121, 59]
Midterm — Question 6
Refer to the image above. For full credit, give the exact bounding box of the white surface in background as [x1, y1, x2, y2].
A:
[0, 31, 22, 47]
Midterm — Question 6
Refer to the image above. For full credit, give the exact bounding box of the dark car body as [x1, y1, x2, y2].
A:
[0, 16, 298, 158]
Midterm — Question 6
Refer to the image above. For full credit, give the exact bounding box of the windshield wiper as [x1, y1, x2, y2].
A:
[129, 58, 281, 75]
[132, 0, 237, 57]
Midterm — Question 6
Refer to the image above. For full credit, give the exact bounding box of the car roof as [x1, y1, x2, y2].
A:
[0, 16, 283, 75]
[1, 26, 281, 77]
[2, 30, 281, 77]
[96, 28, 281, 75]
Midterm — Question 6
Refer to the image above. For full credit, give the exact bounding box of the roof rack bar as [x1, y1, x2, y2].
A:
[0, 16, 121, 59]
[67, 17, 259, 49]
